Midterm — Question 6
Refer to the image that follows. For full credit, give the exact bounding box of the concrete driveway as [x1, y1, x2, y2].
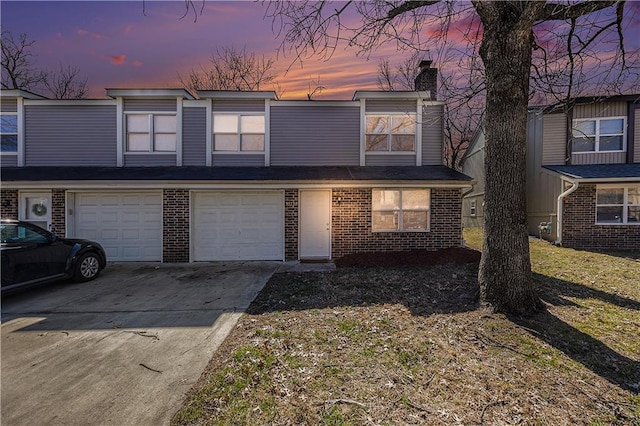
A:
[1, 261, 279, 426]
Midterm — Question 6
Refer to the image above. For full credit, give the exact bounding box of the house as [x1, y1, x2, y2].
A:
[461, 94, 640, 250]
[0, 63, 474, 263]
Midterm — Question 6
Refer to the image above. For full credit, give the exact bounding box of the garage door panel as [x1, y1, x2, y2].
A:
[193, 191, 283, 261]
[74, 192, 162, 262]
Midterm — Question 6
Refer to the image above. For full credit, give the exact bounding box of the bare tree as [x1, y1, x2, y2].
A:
[261, 0, 636, 314]
[180, 46, 277, 93]
[1, 30, 46, 90]
[43, 64, 88, 99]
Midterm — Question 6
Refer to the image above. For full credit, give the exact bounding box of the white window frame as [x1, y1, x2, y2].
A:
[125, 112, 177, 154]
[470, 199, 477, 217]
[1, 113, 18, 155]
[365, 113, 417, 154]
[212, 113, 265, 153]
[571, 116, 627, 154]
[595, 185, 640, 225]
[371, 188, 430, 233]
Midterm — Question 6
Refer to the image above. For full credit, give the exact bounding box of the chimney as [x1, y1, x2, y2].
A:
[414, 60, 437, 100]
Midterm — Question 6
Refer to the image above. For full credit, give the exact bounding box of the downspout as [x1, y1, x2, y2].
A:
[555, 179, 579, 246]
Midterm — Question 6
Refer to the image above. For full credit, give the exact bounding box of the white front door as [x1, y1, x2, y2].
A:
[299, 189, 331, 259]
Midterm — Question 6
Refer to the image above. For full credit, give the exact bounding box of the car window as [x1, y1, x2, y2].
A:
[0, 224, 49, 244]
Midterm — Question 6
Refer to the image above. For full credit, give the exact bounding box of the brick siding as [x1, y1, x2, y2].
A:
[331, 188, 463, 259]
[0, 190, 18, 219]
[284, 189, 299, 260]
[163, 189, 190, 263]
[51, 189, 66, 235]
[562, 184, 640, 250]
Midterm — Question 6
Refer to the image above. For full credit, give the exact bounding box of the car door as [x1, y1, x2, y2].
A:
[1, 223, 69, 287]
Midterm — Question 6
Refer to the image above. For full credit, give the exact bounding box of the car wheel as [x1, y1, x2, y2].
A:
[74, 252, 101, 282]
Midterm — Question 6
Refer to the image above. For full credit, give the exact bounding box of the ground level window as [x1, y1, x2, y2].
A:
[596, 185, 640, 224]
[372, 189, 430, 232]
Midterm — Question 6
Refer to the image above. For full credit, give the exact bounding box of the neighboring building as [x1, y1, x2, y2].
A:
[0, 63, 475, 263]
[460, 128, 485, 228]
[461, 94, 640, 250]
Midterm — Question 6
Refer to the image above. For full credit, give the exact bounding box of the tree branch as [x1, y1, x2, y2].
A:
[535, 0, 618, 22]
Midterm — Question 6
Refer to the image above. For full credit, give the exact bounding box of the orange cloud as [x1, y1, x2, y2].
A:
[123, 25, 133, 35]
[76, 29, 89, 36]
[76, 28, 105, 40]
[110, 55, 126, 65]
[132, 60, 143, 67]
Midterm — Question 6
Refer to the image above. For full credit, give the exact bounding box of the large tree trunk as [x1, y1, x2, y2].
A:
[474, 2, 544, 315]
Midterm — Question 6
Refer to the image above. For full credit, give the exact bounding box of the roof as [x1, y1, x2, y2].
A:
[1, 166, 472, 184]
[105, 88, 195, 99]
[543, 164, 640, 182]
[542, 94, 639, 114]
[0, 89, 47, 99]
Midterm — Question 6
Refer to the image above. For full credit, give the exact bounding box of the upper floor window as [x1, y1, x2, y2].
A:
[596, 185, 640, 225]
[1, 114, 18, 153]
[126, 113, 177, 152]
[572, 117, 626, 153]
[372, 189, 430, 232]
[365, 114, 416, 152]
[213, 114, 265, 152]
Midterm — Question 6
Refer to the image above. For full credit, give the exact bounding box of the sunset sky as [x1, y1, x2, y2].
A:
[2, 1, 639, 100]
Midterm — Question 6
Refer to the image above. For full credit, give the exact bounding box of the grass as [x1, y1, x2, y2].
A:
[173, 228, 640, 425]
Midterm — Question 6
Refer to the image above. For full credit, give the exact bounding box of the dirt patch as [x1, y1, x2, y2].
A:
[335, 247, 481, 268]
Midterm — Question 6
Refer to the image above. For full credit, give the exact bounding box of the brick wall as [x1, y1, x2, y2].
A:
[0, 190, 18, 219]
[163, 189, 190, 263]
[284, 189, 299, 260]
[51, 189, 66, 235]
[331, 188, 463, 259]
[563, 184, 640, 250]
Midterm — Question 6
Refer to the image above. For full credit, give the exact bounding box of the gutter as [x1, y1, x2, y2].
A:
[555, 179, 579, 246]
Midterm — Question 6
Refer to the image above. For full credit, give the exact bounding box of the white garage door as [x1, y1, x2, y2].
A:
[74, 192, 162, 261]
[193, 191, 284, 261]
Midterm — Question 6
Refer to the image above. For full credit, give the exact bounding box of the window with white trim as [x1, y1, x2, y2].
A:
[470, 199, 477, 217]
[126, 113, 177, 152]
[571, 117, 626, 153]
[372, 189, 430, 232]
[365, 114, 416, 152]
[1, 114, 18, 153]
[213, 114, 265, 152]
[596, 185, 640, 224]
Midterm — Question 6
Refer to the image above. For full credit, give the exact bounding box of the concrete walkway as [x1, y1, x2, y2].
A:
[1, 262, 279, 426]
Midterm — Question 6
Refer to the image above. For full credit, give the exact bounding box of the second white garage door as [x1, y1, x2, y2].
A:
[193, 191, 284, 261]
[73, 192, 163, 261]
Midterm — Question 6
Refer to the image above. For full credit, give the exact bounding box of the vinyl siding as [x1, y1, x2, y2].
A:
[422, 104, 443, 165]
[365, 154, 415, 166]
[573, 101, 627, 119]
[365, 99, 416, 113]
[542, 113, 567, 165]
[212, 99, 265, 112]
[635, 108, 640, 163]
[1, 98, 17, 112]
[571, 151, 626, 165]
[270, 105, 360, 166]
[527, 171, 562, 241]
[183, 107, 207, 166]
[124, 154, 176, 166]
[0, 155, 17, 167]
[24, 105, 117, 166]
[212, 154, 264, 167]
[123, 98, 176, 112]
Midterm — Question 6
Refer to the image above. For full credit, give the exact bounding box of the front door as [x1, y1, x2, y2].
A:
[299, 189, 331, 259]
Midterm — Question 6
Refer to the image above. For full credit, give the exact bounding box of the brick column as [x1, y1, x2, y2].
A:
[163, 189, 190, 263]
[284, 189, 299, 260]
[51, 189, 66, 235]
[0, 190, 18, 219]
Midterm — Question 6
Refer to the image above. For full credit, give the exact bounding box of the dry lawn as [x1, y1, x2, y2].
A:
[173, 228, 640, 425]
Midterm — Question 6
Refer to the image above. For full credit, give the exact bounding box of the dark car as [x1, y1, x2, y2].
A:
[1, 219, 107, 295]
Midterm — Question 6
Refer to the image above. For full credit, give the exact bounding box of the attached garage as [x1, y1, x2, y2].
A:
[71, 192, 162, 261]
[193, 191, 284, 261]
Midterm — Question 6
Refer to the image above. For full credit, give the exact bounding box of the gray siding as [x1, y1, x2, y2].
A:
[1, 98, 17, 112]
[183, 107, 207, 166]
[635, 108, 640, 163]
[124, 154, 176, 167]
[365, 99, 416, 113]
[212, 154, 264, 167]
[365, 154, 415, 166]
[542, 113, 567, 165]
[573, 101, 627, 119]
[123, 98, 176, 112]
[462, 194, 484, 228]
[422, 104, 443, 165]
[24, 105, 117, 166]
[212, 99, 265, 112]
[270, 105, 360, 166]
[571, 151, 626, 165]
[1, 155, 17, 167]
